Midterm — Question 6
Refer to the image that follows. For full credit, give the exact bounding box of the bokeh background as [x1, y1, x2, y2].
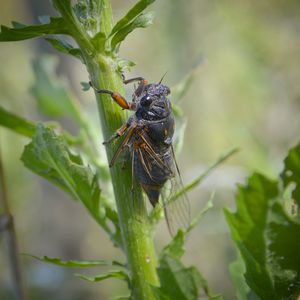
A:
[1, 0, 300, 299]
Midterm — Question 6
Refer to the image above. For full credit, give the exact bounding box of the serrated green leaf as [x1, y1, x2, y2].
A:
[229, 254, 250, 300]
[20, 124, 121, 247]
[110, 0, 155, 36]
[225, 172, 300, 299]
[23, 254, 112, 268]
[281, 143, 300, 211]
[224, 174, 279, 299]
[0, 106, 36, 138]
[0, 17, 69, 41]
[111, 12, 154, 51]
[157, 254, 222, 300]
[161, 230, 185, 259]
[31, 56, 82, 124]
[75, 270, 129, 282]
[21, 124, 100, 217]
[157, 255, 201, 300]
[45, 37, 83, 61]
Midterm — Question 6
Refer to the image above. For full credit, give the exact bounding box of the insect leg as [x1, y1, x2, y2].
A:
[122, 76, 147, 85]
[138, 134, 169, 170]
[122, 76, 149, 97]
[138, 148, 154, 181]
[103, 123, 129, 145]
[131, 150, 135, 192]
[109, 124, 137, 167]
[89, 81, 136, 110]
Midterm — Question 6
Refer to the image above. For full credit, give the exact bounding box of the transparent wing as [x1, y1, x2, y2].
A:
[137, 136, 190, 235]
[161, 145, 191, 235]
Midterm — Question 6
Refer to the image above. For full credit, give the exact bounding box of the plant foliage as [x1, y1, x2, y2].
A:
[225, 143, 300, 300]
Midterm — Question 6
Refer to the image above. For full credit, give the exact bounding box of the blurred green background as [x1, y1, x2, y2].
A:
[1, 0, 300, 299]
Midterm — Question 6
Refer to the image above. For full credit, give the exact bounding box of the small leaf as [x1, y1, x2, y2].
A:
[91, 31, 106, 52]
[0, 17, 69, 41]
[80, 81, 91, 91]
[11, 21, 27, 29]
[116, 58, 136, 74]
[158, 221, 222, 299]
[75, 270, 129, 283]
[157, 255, 222, 300]
[111, 12, 154, 51]
[38, 15, 51, 24]
[23, 254, 112, 268]
[161, 230, 185, 259]
[45, 37, 83, 61]
[110, 0, 155, 36]
[157, 255, 201, 300]
[0, 106, 36, 138]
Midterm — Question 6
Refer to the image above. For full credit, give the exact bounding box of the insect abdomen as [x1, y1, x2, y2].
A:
[134, 146, 173, 206]
[140, 183, 162, 207]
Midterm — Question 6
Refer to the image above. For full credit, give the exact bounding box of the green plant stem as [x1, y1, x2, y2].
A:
[55, 1, 159, 299]
[90, 55, 159, 300]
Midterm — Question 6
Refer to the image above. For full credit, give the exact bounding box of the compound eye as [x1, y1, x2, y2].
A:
[140, 95, 152, 107]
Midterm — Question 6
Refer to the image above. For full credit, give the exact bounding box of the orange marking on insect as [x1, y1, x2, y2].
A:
[112, 92, 129, 109]
[134, 141, 145, 150]
[164, 128, 168, 136]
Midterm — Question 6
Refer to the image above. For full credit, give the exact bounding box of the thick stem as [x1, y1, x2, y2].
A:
[87, 53, 159, 300]
[55, 1, 159, 298]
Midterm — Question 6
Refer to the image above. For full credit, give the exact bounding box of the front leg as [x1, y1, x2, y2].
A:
[122, 75, 149, 98]
[89, 80, 136, 110]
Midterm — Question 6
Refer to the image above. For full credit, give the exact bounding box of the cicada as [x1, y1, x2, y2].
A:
[90, 75, 190, 233]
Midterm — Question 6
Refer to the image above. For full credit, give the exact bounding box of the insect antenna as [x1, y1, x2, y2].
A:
[158, 71, 168, 84]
